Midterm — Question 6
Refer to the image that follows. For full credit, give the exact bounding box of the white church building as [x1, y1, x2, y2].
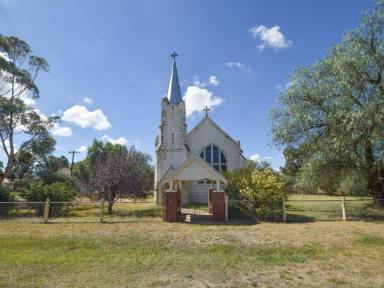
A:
[154, 53, 245, 205]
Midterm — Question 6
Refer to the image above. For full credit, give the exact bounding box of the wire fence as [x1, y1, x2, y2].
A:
[0, 200, 162, 223]
[1, 197, 384, 223]
[227, 197, 384, 222]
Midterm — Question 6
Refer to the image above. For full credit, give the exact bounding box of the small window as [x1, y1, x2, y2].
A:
[200, 151, 204, 159]
[171, 133, 174, 145]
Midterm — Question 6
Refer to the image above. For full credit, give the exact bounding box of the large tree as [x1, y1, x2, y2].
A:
[0, 35, 57, 183]
[271, 1, 384, 202]
[88, 145, 153, 214]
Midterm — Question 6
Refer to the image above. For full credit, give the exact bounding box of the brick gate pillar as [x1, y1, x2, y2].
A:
[163, 189, 178, 222]
[212, 191, 227, 222]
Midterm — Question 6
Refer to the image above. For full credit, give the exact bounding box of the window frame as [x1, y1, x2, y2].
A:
[199, 144, 228, 172]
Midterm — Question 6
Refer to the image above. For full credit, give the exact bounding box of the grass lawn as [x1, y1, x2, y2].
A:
[0, 220, 384, 287]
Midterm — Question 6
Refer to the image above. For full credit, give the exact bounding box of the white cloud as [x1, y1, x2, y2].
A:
[250, 154, 272, 162]
[77, 145, 87, 153]
[208, 75, 219, 86]
[248, 25, 293, 51]
[191, 75, 220, 88]
[224, 62, 251, 72]
[51, 124, 73, 137]
[101, 135, 128, 145]
[82, 97, 93, 105]
[62, 105, 111, 131]
[183, 86, 224, 117]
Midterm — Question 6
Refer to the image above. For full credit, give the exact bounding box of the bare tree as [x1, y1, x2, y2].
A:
[88, 146, 153, 214]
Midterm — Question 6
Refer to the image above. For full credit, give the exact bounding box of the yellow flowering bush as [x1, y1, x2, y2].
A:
[225, 166, 285, 220]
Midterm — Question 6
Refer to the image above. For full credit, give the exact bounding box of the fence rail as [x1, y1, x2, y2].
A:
[227, 197, 384, 222]
[1, 196, 384, 223]
[0, 199, 162, 223]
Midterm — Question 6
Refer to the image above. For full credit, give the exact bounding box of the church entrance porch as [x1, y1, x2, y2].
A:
[160, 155, 228, 222]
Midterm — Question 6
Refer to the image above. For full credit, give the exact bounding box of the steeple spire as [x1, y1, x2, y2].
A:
[166, 51, 182, 105]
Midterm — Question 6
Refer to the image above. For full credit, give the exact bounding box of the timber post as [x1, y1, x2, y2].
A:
[282, 197, 287, 223]
[44, 198, 50, 223]
[341, 196, 347, 221]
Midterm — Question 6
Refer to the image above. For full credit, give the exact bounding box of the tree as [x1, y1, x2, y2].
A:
[73, 139, 126, 183]
[0, 35, 57, 183]
[88, 145, 153, 214]
[271, 0, 384, 203]
[33, 155, 70, 184]
[12, 134, 56, 181]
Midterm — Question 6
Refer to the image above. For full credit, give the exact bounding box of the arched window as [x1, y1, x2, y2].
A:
[200, 144, 227, 172]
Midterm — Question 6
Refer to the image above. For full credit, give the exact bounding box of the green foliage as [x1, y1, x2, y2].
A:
[225, 166, 284, 219]
[271, 0, 384, 201]
[73, 139, 128, 183]
[339, 171, 368, 196]
[0, 186, 12, 202]
[0, 34, 57, 182]
[19, 180, 77, 202]
[33, 155, 70, 184]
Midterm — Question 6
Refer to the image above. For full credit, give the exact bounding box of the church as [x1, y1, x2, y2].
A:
[154, 53, 245, 205]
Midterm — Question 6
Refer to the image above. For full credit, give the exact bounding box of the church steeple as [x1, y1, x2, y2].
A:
[166, 52, 182, 105]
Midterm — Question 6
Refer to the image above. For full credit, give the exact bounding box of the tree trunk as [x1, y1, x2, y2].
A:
[108, 201, 113, 215]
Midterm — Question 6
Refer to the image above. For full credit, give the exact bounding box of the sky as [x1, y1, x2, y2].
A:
[0, 0, 373, 169]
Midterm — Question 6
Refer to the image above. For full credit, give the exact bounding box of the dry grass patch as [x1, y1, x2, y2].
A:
[0, 221, 383, 287]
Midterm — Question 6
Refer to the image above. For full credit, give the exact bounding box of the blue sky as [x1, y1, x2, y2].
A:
[0, 0, 372, 169]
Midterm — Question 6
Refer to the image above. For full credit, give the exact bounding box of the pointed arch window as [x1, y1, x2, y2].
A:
[200, 144, 227, 172]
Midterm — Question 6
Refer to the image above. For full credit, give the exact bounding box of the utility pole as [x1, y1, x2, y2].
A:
[68, 150, 80, 177]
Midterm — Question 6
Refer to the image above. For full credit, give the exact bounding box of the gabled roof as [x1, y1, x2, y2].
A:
[166, 55, 182, 105]
[160, 154, 227, 186]
[188, 116, 240, 147]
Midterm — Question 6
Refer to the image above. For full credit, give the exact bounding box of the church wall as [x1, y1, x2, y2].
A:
[186, 118, 244, 172]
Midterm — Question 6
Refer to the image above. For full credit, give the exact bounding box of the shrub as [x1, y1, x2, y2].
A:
[225, 167, 285, 220]
[0, 186, 12, 202]
[19, 180, 77, 216]
[20, 181, 77, 202]
[0, 187, 13, 215]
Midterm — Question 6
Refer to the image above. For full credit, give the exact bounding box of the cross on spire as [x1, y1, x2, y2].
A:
[171, 51, 178, 60]
[203, 106, 210, 117]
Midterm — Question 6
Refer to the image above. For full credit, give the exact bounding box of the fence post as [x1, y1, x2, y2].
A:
[44, 198, 50, 223]
[282, 197, 287, 223]
[100, 198, 105, 223]
[341, 196, 347, 221]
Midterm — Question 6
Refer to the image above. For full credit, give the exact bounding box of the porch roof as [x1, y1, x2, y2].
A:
[160, 154, 228, 185]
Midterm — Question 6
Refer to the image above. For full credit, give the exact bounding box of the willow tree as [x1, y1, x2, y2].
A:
[271, 1, 384, 202]
[0, 35, 57, 182]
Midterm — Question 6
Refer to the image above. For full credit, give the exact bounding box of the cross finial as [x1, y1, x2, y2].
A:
[171, 51, 178, 60]
[203, 106, 210, 117]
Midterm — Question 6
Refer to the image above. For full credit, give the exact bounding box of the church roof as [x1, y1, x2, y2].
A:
[188, 116, 246, 159]
[166, 52, 182, 105]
